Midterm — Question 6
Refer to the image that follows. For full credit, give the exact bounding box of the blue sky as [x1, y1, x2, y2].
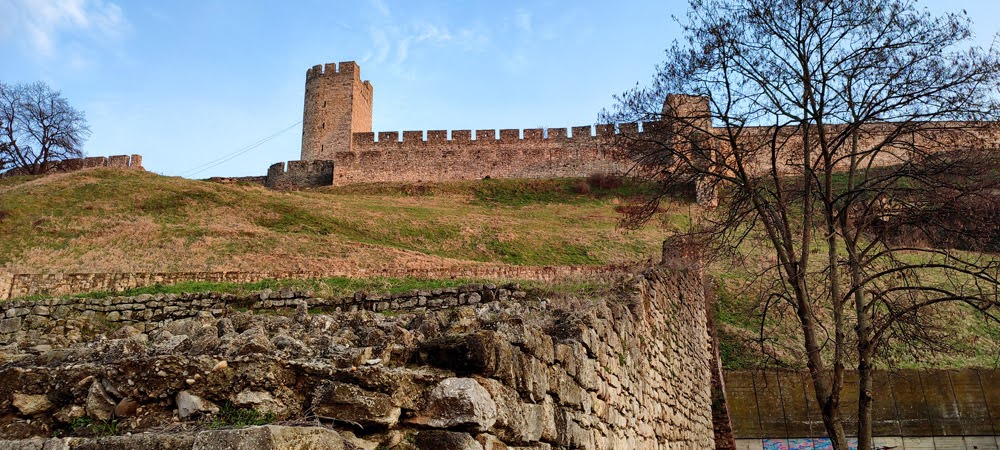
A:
[1, 0, 998, 178]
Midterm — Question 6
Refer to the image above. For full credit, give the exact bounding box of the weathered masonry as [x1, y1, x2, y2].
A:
[0, 266, 715, 449]
[0, 154, 143, 177]
[267, 61, 1000, 191]
[266, 61, 628, 188]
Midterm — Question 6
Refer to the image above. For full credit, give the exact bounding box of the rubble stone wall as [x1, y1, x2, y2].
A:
[0, 265, 715, 449]
[0, 284, 520, 341]
[1, 155, 143, 177]
[0, 266, 626, 300]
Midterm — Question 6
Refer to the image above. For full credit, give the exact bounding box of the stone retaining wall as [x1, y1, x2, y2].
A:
[0, 265, 715, 449]
[0, 283, 518, 342]
[0, 265, 628, 301]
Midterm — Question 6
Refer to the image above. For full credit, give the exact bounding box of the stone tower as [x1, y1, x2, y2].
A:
[300, 61, 373, 161]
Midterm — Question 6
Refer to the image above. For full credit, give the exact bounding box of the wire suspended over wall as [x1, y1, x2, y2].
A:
[179, 120, 302, 178]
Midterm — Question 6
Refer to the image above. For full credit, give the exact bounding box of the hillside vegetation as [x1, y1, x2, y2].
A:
[0, 168, 684, 274]
[2, 168, 995, 369]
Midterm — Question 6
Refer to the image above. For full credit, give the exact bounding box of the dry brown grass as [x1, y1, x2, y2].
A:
[0, 169, 678, 274]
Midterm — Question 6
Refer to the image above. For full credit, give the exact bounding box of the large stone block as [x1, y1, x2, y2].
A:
[413, 378, 497, 432]
[192, 425, 346, 450]
[311, 382, 400, 428]
[414, 430, 483, 450]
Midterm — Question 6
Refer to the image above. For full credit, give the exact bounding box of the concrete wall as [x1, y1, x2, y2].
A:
[0, 265, 628, 300]
[736, 436, 1000, 450]
[726, 369, 1000, 449]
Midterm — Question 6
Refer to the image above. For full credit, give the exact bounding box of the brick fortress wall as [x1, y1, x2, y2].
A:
[271, 61, 1000, 190]
[339, 126, 627, 184]
[265, 160, 333, 189]
[266, 61, 630, 188]
[301, 62, 372, 161]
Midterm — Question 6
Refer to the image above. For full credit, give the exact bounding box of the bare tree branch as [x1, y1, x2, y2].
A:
[601, 0, 1000, 448]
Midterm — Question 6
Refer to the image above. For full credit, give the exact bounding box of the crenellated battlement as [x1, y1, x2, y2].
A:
[305, 61, 363, 81]
[348, 123, 657, 145]
[272, 59, 1000, 195]
[290, 60, 638, 188]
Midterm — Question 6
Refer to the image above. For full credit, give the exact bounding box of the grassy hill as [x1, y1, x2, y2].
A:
[2, 168, 996, 369]
[0, 168, 684, 274]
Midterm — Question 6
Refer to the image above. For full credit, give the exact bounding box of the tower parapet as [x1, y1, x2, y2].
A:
[300, 61, 373, 161]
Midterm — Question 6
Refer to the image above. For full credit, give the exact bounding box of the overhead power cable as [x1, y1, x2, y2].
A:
[179, 120, 303, 177]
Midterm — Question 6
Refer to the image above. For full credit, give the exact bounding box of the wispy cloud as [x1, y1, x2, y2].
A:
[457, 26, 490, 51]
[396, 22, 452, 65]
[513, 8, 532, 33]
[369, 0, 390, 17]
[363, 20, 459, 77]
[0, 0, 130, 58]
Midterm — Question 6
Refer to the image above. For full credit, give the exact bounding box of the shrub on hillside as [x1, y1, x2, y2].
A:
[572, 180, 591, 194]
[587, 172, 623, 190]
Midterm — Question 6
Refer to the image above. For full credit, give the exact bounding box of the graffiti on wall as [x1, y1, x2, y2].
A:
[763, 438, 860, 450]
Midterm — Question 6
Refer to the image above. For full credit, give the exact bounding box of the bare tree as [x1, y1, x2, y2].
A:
[0, 81, 90, 175]
[0, 142, 10, 173]
[602, 0, 1000, 448]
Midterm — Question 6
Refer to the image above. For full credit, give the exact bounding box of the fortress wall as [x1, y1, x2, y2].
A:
[66, 154, 144, 171]
[291, 62, 1000, 189]
[730, 122, 1000, 175]
[265, 160, 334, 189]
[327, 119, 999, 186]
[335, 126, 628, 184]
[3, 154, 144, 176]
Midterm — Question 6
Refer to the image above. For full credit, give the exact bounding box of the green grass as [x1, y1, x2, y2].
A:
[6, 168, 995, 370]
[17, 276, 609, 303]
[67, 417, 119, 437]
[0, 169, 671, 273]
[469, 177, 657, 207]
[208, 402, 275, 429]
[710, 244, 1000, 370]
[49, 276, 497, 301]
[321, 176, 658, 206]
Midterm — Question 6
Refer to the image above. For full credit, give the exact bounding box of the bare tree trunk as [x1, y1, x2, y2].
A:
[846, 128, 874, 450]
[857, 351, 874, 450]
